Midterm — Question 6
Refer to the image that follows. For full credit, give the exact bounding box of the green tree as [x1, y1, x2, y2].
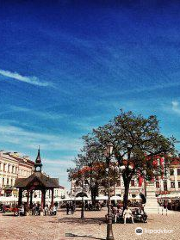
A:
[93, 110, 176, 209]
[68, 110, 177, 210]
[68, 139, 119, 207]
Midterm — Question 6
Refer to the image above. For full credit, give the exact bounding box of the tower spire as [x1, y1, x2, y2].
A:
[34, 147, 42, 172]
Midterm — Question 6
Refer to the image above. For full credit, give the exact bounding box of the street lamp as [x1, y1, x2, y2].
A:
[105, 143, 114, 240]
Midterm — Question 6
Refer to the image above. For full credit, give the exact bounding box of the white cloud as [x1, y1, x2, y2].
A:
[43, 158, 75, 167]
[172, 101, 180, 114]
[0, 69, 51, 87]
[0, 124, 82, 151]
[172, 101, 179, 108]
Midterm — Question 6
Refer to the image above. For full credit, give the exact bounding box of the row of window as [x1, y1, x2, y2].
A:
[116, 179, 136, 187]
[170, 168, 180, 175]
[156, 181, 180, 189]
[0, 162, 31, 177]
[0, 162, 18, 174]
[1, 177, 15, 186]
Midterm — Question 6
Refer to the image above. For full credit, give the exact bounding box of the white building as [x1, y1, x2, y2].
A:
[70, 158, 180, 199]
[0, 151, 34, 197]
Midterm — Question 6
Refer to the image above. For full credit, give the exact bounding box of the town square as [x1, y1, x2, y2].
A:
[0, 1, 180, 240]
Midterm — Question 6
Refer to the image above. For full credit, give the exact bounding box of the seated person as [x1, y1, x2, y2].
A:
[135, 207, 147, 223]
[112, 206, 118, 223]
[123, 207, 134, 224]
[116, 207, 123, 223]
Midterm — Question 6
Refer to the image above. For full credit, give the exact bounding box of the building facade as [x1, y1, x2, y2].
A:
[70, 158, 180, 199]
[0, 151, 34, 197]
[0, 150, 66, 202]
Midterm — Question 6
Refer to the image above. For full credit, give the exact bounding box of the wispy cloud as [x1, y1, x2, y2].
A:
[43, 158, 75, 168]
[0, 124, 82, 151]
[10, 106, 68, 120]
[172, 101, 180, 114]
[0, 69, 51, 87]
[103, 81, 180, 98]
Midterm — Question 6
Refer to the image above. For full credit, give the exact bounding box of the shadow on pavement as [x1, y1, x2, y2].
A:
[65, 232, 105, 239]
[58, 217, 105, 225]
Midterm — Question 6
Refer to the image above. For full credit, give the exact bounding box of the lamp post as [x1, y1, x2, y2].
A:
[105, 143, 114, 240]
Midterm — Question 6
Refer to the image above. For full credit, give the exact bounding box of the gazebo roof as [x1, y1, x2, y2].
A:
[15, 171, 59, 189]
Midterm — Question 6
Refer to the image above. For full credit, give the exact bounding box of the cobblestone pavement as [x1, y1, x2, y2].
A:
[0, 208, 180, 240]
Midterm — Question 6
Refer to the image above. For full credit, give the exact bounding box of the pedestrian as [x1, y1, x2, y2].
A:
[44, 205, 48, 216]
[71, 202, 75, 214]
[66, 202, 70, 215]
[53, 205, 57, 215]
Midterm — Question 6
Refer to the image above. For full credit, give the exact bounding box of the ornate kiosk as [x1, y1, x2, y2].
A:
[15, 149, 59, 212]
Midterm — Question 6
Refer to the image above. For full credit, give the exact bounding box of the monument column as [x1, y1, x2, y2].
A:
[144, 181, 161, 214]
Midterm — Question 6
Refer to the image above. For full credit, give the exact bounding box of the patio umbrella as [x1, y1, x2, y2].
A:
[0, 196, 18, 203]
[110, 195, 122, 201]
[96, 196, 108, 200]
[0, 196, 8, 202]
[75, 192, 88, 219]
[76, 192, 88, 198]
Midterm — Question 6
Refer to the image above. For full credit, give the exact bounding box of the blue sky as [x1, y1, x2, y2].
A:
[0, 0, 180, 189]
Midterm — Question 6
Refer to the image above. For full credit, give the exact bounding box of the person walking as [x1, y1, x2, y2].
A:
[66, 202, 70, 215]
[71, 202, 75, 214]
[53, 205, 57, 215]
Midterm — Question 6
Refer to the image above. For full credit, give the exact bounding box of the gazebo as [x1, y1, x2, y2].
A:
[14, 149, 59, 210]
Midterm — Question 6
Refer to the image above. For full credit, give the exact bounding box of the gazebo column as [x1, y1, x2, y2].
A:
[43, 189, 46, 209]
[30, 191, 33, 208]
[41, 189, 46, 210]
[27, 191, 29, 208]
[51, 188, 54, 207]
[18, 188, 23, 206]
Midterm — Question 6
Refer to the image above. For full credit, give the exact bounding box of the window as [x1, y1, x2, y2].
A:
[116, 180, 121, 187]
[8, 164, 10, 173]
[177, 169, 180, 175]
[7, 178, 9, 185]
[12, 166, 14, 173]
[2, 178, 4, 186]
[131, 180, 135, 187]
[171, 182, 175, 188]
[3, 163, 6, 172]
[178, 182, 180, 188]
[156, 181, 160, 188]
[164, 181, 167, 191]
[170, 169, 174, 176]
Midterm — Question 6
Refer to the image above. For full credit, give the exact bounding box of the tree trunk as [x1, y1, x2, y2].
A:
[123, 172, 132, 210]
[91, 187, 96, 207]
[123, 180, 130, 210]
[91, 183, 98, 207]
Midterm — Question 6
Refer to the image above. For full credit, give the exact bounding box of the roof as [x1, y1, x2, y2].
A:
[14, 172, 59, 189]
[35, 148, 42, 164]
[170, 158, 180, 166]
